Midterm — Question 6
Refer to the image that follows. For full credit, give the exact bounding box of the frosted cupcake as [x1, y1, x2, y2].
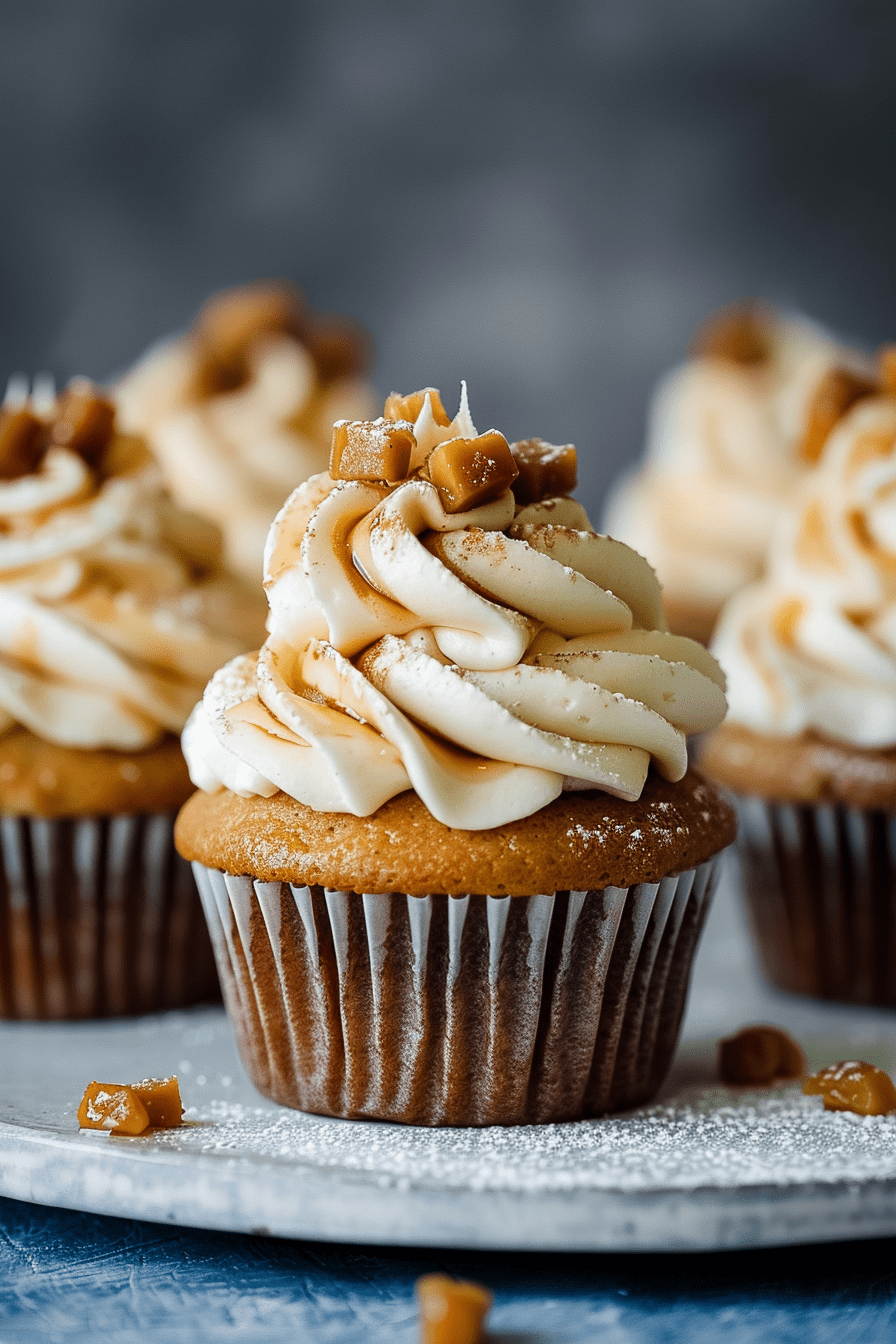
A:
[605, 303, 870, 643]
[0, 379, 256, 1017]
[115, 282, 377, 581]
[176, 386, 735, 1126]
[703, 356, 896, 1004]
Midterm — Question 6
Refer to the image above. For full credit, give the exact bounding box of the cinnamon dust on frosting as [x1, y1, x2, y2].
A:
[0, 380, 254, 751]
[713, 370, 896, 748]
[115, 282, 377, 580]
[605, 304, 869, 640]
[183, 384, 728, 830]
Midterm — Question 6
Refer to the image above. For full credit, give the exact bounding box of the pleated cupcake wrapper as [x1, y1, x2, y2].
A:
[195, 859, 719, 1126]
[734, 796, 896, 1006]
[0, 813, 219, 1019]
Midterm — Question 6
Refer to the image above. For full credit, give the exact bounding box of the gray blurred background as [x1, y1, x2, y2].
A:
[2, 0, 894, 517]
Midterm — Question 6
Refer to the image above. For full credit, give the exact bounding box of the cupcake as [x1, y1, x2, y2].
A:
[176, 385, 735, 1126]
[115, 282, 377, 581]
[703, 354, 896, 1004]
[0, 378, 257, 1018]
[604, 302, 869, 644]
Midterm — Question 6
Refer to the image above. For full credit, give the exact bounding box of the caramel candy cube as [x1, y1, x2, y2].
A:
[0, 406, 45, 480]
[416, 1274, 492, 1344]
[510, 437, 578, 505]
[193, 282, 306, 395]
[197, 281, 305, 363]
[51, 379, 116, 467]
[804, 1060, 896, 1116]
[306, 315, 371, 382]
[330, 418, 415, 481]
[879, 343, 896, 394]
[690, 301, 771, 365]
[800, 366, 878, 463]
[384, 387, 451, 427]
[77, 1082, 150, 1136]
[428, 431, 518, 513]
[718, 1025, 806, 1085]
[131, 1076, 184, 1128]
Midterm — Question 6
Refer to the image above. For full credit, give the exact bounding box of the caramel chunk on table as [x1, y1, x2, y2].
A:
[427, 431, 518, 512]
[804, 1060, 896, 1116]
[77, 1076, 184, 1135]
[416, 1274, 492, 1344]
[718, 1025, 806, 1085]
[0, 406, 45, 480]
[330, 418, 415, 481]
[800, 366, 879, 463]
[510, 437, 577, 505]
[51, 379, 116, 467]
[384, 387, 451, 427]
[690, 301, 770, 365]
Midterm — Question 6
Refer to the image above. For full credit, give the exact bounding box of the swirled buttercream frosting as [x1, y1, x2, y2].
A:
[183, 385, 728, 829]
[0, 379, 255, 751]
[713, 385, 896, 748]
[115, 282, 377, 580]
[605, 304, 869, 640]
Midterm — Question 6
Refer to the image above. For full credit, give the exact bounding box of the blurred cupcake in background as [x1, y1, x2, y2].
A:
[115, 281, 377, 581]
[604, 302, 871, 644]
[0, 377, 256, 1018]
[703, 348, 896, 1004]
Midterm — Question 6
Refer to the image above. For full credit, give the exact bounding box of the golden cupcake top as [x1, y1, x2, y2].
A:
[115, 282, 377, 580]
[713, 346, 896, 749]
[183, 384, 729, 830]
[0, 378, 255, 752]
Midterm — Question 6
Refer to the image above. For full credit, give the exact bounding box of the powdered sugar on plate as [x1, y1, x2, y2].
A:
[140, 1081, 896, 1196]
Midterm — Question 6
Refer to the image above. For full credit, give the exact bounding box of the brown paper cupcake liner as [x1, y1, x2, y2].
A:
[0, 813, 219, 1019]
[194, 858, 720, 1126]
[734, 795, 896, 1005]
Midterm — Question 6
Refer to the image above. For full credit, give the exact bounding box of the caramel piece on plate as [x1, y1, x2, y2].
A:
[330, 418, 415, 481]
[800, 366, 879, 463]
[510, 437, 578, 505]
[427, 431, 518, 513]
[416, 1274, 492, 1344]
[78, 1075, 184, 1134]
[384, 387, 451, 427]
[131, 1076, 184, 1128]
[0, 406, 45, 480]
[77, 1083, 150, 1136]
[690, 301, 770, 365]
[718, 1025, 806, 1085]
[803, 1060, 896, 1116]
[51, 380, 116, 467]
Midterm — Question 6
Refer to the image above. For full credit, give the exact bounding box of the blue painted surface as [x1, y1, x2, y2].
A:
[1, 1195, 895, 1343]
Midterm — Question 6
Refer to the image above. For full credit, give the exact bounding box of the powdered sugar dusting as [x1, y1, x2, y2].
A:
[147, 1083, 896, 1194]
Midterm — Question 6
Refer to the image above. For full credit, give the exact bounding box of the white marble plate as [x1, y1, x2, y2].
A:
[3, 867, 896, 1252]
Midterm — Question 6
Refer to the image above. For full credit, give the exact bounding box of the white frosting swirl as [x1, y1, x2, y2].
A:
[184, 388, 728, 829]
[605, 313, 866, 627]
[713, 396, 896, 747]
[116, 330, 376, 581]
[0, 416, 253, 750]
